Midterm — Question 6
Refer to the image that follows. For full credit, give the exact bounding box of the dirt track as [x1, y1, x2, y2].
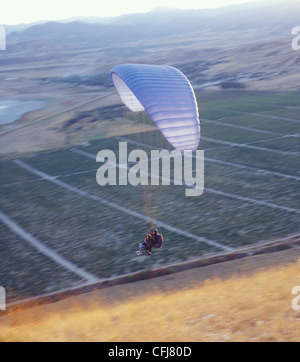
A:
[99, 247, 300, 302]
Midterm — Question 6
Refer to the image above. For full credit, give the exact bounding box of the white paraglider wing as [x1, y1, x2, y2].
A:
[111, 64, 200, 152]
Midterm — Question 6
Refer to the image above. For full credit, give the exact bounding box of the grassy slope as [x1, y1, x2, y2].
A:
[1, 254, 300, 342]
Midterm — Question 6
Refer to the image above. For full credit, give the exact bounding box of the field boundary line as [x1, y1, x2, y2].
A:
[202, 118, 283, 136]
[111, 138, 300, 213]
[243, 134, 299, 145]
[117, 136, 300, 181]
[201, 136, 299, 156]
[205, 157, 300, 181]
[214, 108, 300, 124]
[76, 148, 300, 214]
[0, 209, 99, 283]
[0, 169, 99, 188]
[73, 147, 300, 214]
[4, 232, 300, 314]
[205, 187, 300, 214]
[13, 159, 232, 252]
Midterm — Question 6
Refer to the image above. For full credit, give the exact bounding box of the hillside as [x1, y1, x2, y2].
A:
[1, 1, 299, 107]
[1, 248, 300, 342]
[5, 1, 300, 40]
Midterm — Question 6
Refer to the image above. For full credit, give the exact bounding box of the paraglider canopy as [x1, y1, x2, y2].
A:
[111, 64, 200, 152]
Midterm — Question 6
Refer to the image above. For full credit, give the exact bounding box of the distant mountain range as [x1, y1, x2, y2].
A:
[4, 1, 300, 47]
[1, 1, 299, 93]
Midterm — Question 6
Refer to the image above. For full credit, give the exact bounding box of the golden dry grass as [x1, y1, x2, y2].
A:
[1, 258, 300, 342]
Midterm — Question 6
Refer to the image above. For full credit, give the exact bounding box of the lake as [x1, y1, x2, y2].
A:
[0, 99, 47, 125]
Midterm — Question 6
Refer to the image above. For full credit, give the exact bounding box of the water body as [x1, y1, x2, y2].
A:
[0, 99, 47, 125]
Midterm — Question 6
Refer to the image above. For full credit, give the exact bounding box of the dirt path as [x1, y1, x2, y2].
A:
[97, 247, 300, 302]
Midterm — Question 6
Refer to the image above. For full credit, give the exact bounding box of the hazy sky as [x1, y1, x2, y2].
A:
[1, 0, 269, 25]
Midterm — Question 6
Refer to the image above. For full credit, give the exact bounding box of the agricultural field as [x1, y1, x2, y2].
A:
[0, 90, 299, 303]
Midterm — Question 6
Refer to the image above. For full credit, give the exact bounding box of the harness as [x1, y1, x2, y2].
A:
[143, 233, 163, 250]
[152, 234, 163, 248]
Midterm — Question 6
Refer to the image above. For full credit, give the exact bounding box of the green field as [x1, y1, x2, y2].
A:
[0, 91, 299, 302]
